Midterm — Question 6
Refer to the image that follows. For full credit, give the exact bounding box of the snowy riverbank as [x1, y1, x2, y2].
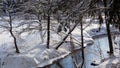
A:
[0, 27, 93, 68]
[0, 24, 119, 68]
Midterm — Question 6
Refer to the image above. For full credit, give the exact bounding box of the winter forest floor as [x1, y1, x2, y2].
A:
[0, 21, 119, 68]
[98, 56, 120, 68]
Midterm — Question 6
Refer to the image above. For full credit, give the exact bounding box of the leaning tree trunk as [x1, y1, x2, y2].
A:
[9, 14, 20, 53]
[80, 20, 85, 68]
[55, 21, 80, 49]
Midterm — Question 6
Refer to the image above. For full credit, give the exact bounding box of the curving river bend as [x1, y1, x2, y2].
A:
[47, 36, 119, 68]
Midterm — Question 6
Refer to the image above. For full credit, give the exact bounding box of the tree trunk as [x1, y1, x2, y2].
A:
[106, 23, 113, 55]
[47, 9, 50, 49]
[55, 21, 80, 49]
[103, 0, 114, 55]
[80, 21, 85, 68]
[9, 14, 20, 53]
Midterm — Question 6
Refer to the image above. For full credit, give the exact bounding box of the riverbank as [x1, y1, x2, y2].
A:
[96, 35, 120, 68]
[92, 31, 120, 39]
[36, 27, 120, 68]
[97, 56, 120, 68]
[0, 27, 92, 68]
[0, 23, 119, 68]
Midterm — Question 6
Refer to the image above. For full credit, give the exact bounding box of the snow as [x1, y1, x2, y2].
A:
[1, 56, 37, 68]
[71, 27, 94, 45]
[0, 35, 69, 68]
[97, 56, 120, 68]
[84, 23, 120, 68]
[0, 22, 93, 68]
[85, 24, 120, 38]
[114, 35, 120, 47]
[0, 18, 119, 68]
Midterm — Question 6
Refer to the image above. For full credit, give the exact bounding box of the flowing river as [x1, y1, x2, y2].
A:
[46, 36, 119, 68]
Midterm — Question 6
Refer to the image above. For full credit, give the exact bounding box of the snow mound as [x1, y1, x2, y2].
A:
[38, 49, 63, 61]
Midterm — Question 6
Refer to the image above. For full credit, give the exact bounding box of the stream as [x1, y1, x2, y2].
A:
[84, 37, 110, 68]
[48, 37, 115, 68]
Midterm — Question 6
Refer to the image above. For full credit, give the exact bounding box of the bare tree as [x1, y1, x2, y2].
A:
[80, 17, 85, 68]
[0, 0, 20, 53]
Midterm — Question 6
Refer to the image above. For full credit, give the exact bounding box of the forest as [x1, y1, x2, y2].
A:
[0, 0, 120, 68]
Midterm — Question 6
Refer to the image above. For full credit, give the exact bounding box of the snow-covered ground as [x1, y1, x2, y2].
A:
[0, 20, 94, 68]
[0, 31, 68, 68]
[85, 24, 120, 38]
[97, 56, 120, 68]
[84, 24, 120, 68]
[0, 18, 119, 68]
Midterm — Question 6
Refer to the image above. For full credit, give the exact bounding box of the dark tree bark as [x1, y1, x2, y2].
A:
[56, 62, 63, 68]
[106, 23, 113, 55]
[55, 21, 80, 49]
[103, 0, 113, 55]
[80, 20, 85, 68]
[47, 12, 50, 48]
[9, 14, 20, 53]
[47, 0, 51, 48]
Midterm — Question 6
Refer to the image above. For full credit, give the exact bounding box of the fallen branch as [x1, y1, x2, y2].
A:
[55, 21, 80, 49]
